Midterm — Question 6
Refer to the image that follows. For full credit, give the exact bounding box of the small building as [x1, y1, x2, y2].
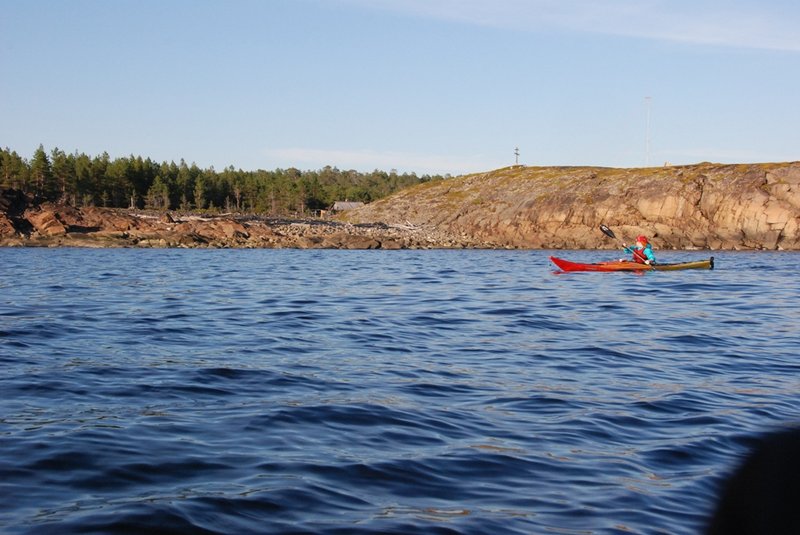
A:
[319, 201, 365, 218]
[331, 201, 364, 212]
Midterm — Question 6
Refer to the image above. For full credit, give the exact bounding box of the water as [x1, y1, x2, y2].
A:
[1, 248, 799, 534]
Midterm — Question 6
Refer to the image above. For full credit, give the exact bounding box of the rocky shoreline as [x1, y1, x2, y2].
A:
[0, 189, 477, 249]
[4, 160, 800, 251]
[344, 162, 800, 251]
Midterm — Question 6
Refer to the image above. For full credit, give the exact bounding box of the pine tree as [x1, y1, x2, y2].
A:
[51, 147, 77, 203]
[194, 176, 206, 210]
[146, 176, 170, 209]
[0, 148, 29, 190]
[30, 145, 55, 199]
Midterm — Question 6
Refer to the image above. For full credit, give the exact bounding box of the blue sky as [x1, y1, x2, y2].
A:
[1, 0, 798, 175]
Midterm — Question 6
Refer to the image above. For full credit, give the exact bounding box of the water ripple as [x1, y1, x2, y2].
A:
[2, 249, 800, 534]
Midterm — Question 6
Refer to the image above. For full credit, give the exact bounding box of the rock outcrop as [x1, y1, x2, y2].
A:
[343, 162, 800, 250]
[2, 161, 799, 249]
[0, 188, 455, 249]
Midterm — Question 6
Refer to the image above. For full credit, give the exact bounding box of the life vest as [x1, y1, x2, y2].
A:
[632, 247, 648, 263]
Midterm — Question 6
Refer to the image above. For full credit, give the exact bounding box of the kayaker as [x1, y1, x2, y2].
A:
[622, 235, 656, 264]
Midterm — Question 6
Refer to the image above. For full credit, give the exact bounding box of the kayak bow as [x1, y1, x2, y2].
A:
[550, 256, 714, 272]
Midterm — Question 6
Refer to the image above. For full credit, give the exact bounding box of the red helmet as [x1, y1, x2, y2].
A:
[636, 235, 649, 245]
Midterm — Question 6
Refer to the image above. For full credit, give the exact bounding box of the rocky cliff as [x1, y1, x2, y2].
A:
[3, 161, 799, 250]
[343, 162, 800, 250]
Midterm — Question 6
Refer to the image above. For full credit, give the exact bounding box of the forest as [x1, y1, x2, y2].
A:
[0, 145, 447, 215]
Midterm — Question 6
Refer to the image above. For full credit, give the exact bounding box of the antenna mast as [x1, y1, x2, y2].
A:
[645, 96, 652, 166]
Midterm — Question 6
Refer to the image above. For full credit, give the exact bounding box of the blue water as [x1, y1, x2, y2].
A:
[1, 248, 799, 534]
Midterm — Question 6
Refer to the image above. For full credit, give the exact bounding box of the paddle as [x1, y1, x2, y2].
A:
[599, 224, 620, 243]
[599, 224, 654, 268]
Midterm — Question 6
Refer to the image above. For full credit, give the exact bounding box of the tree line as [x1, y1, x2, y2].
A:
[0, 145, 447, 215]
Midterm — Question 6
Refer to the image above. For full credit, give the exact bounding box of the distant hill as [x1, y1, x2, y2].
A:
[341, 162, 800, 250]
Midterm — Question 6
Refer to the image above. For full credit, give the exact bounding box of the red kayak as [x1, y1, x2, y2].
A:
[550, 256, 714, 272]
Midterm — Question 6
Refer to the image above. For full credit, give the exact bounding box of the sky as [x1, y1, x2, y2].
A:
[1, 0, 799, 175]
